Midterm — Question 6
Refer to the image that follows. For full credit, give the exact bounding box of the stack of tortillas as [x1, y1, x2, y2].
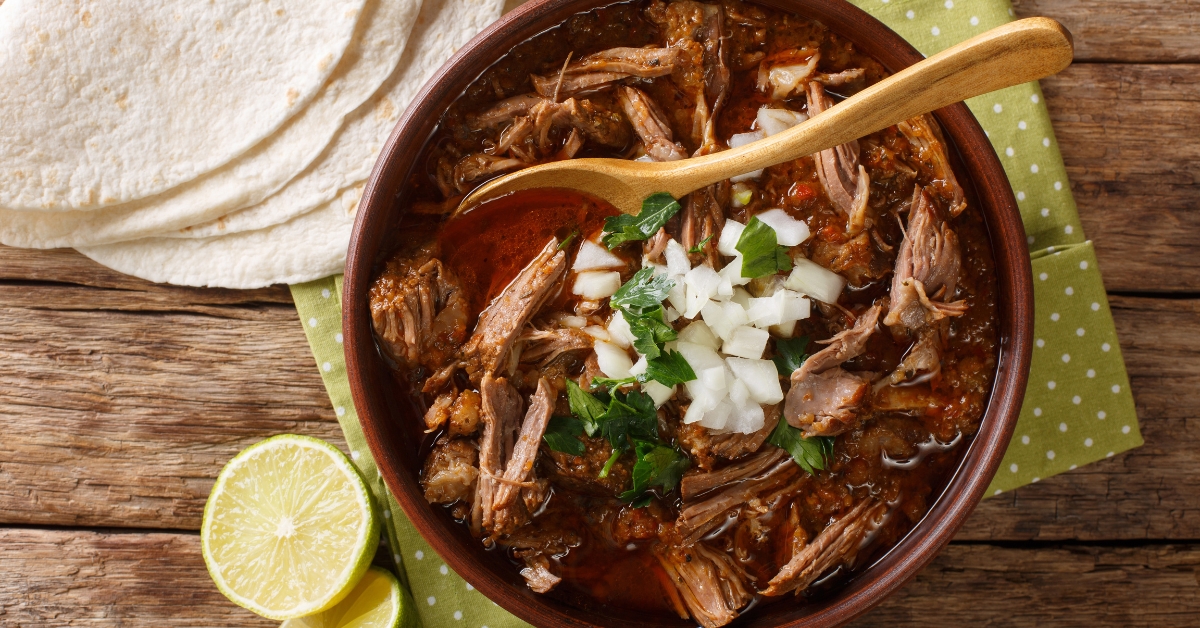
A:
[0, 0, 505, 288]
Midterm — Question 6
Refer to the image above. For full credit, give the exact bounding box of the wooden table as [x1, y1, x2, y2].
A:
[2, 1, 1198, 624]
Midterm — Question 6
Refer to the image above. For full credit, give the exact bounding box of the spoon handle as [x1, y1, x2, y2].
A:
[658, 17, 1074, 195]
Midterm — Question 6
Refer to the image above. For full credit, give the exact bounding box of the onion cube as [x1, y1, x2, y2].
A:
[629, 355, 648, 377]
[718, 220, 746, 256]
[725, 357, 784, 404]
[771, 320, 797, 337]
[643, 380, 675, 407]
[722, 325, 770, 359]
[665, 239, 691, 277]
[728, 400, 766, 434]
[573, 271, 622, 299]
[678, 320, 721, 351]
[757, 107, 808, 136]
[701, 300, 734, 341]
[718, 256, 752, 287]
[728, 377, 751, 407]
[780, 289, 810, 323]
[676, 341, 725, 372]
[698, 399, 734, 430]
[572, 239, 626, 271]
[606, 310, 635, 349]
[723, 301, 750, 329]
[746, 292, 785, 328]
[784, 257, 846, 304]
[582, 325, 613, 343]
[594, 341, 634, 378]
[755, 208, 811, 246]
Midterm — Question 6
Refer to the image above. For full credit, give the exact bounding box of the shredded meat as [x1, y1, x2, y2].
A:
[421, 437, 479, 505]
[487, 378, 558, 536]
[677, 454, 798, 541]
[518, 326, 594, 367]
[618, 85, 687, 162]
[530, 47, 679, 98]
[471, 374, 524, 536]
[423, 389, 483, 435]
[676, 403, 779, 471]
[655, 542, 753, 628]
[646, 0, 729, 155]
[761, 499, 887, 596]
[897, 114, 967, 216]
[681, 446, 788, 501]
[806, 82, 871, 235]
[368, 248, 469, 372]
[784, 303, 881, 436]
[885, 186, 967, 332]
[519, 554, 562, 593]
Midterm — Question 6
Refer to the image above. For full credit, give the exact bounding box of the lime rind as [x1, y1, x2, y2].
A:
[280, 566, 403, 628]
[202, 434, 380, 620]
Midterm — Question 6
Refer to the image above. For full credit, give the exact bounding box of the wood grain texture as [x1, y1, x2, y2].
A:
[0, 303, 344, 529]
[1013, 0, 1200, 63]
[1043, 64, 1200, 293]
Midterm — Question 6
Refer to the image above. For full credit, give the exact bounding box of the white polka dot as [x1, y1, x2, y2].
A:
[994, 103, 1003, 113]
[1039, 272, 1048, 281]
[1059, 422, 1068, 432]
[1062, 354, 1070, 363]
[1028, 236, 1035, 245]
[882, 0, 889, 3]
[454, 611, 463, 620]
[1072, 395, 1081, 405]
[1091, 302, 1100, 311]
[1046, 450, 1055, 460]
[415, 550, 425, 560]
[1043, 137, 1051, 147]
[1036, 338, 1045, 348]
[1064, 286, 1074, 296]
[1102, 342, 1111, 352]
[1069, 464, 1077, 470]
[1009, 463, 1018, 473]
[944, 0, 953, 7]
[1032, 477, 1040, 483]
[427, 596, 436, 606]
[1048, 380, 1056, 390]
[1050, 312, 1060, 322]
[335, 332, 344, 344]
[906, 9, 915, 18]
[466, 583, 474, 591]
[440, 564, 449, 575]
[322, 362, 332, 372]
[1065, 225, 1074, 235]
[1084, 438, 1094, 447]
[1030, 164, 1040, 173]
[1017, 191, 1026, 201]
[970, 15, 979, 25]
[1054, 181, 1062, 190]
[1112, 384, 1121, 393]
[308, 317, 319, 328]
[1031, 94, 1040, 104]
[1106, 451, 1114, 458]
[1033, 408, 1042, 417]
[1097, 410, 1106, 419]
[1079, 261, 1089, 271]
[383, 509, 391, 519]
[1076, 328, 1085, 337]
[1018, 120, 1027, 130]
[1087, 369, 1096, 378]
[1122, 425, 1131, 434]
[393, 553, 401, 563]
[1048, 246, 1056, 253]
[1005, 146, 1014, 157]
[336, 406, 346, 416]
[350, 450, 361, 460]
[994, 488, 1002, 495]
[1021, 435, 1030, 444]
[931, 25, 941, 36]
[321, 288, 331, 299]
[1041, 208, 1050, 217]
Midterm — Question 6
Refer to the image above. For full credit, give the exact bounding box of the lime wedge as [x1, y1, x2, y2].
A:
[202, 434, 380, 620]
[280, 567, 404, 628]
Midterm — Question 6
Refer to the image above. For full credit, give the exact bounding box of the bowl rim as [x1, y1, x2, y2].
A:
[343, 0, 1034, 625]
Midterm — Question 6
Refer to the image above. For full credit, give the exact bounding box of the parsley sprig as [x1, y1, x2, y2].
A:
[602, 193, 682, 249]
[736, 216, 793, 278]
[767, 418, 835, 475]
[772, 336, 810, 376]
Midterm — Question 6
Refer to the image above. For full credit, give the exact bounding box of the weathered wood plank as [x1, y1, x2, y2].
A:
[958, 295, 1200, 541]
[1043, 63, 1200, 293]
[3, 528, 1196, 627]
[0, 305, 344, 529]
[1013, 0, 1200, 63]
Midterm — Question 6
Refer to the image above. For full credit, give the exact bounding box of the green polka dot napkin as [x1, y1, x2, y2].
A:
[288, 0, 1141, 624]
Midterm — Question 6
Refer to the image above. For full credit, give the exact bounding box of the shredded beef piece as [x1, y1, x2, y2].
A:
[681, 446, 789, 501]
[369, 248, 469, 372]
[885, 186, 967, 332]
[488, 378, 558, 536]
[677, 454, 798, 542]
[530, 47, 679, 99]
[519, 555, 562, 593]
[655, 541, 753, 628]
[806, 82, 871, 235]
[618, 86, 687, 161]
[897, 114, 967, 216]
[784, 303, 881, 436]
[761, 499, 887, 596]
[422, 437, 479, 505]
[472, 374, 524, 536]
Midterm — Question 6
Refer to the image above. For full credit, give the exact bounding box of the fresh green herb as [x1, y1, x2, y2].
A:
[611, 268, 675, 312]
[688, 234, 714, 254]
[602, 192, 682, 249]
[566, 380, 609, 437]
[596, 390, 659, 453]
[624, 305, 676, 360]
[590, 376, 637, 391]
[598, 449, 623, 478]
[644, 350, 697, 387]
[767, 419, 835, 475]
[772, 336, 811, 376]
[542, 416, 586, 456]
[619, 440, 691, 504]
[557, 228, 580, 251]
[736, 216, 794, 278]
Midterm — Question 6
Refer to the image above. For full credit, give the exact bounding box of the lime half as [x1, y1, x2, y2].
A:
[202, 434, 380, 620]
[281, 566, 404, 628]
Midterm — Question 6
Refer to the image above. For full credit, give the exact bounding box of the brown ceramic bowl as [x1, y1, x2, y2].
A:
[343, 0, 1034, 625]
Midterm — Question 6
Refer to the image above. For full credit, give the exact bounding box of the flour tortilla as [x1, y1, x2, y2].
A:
[0, 0, 367, 211]
[78, 0, 507, 288]
[0, 0, 420, 248]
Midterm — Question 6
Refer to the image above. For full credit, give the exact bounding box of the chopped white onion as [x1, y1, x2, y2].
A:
[728, 130, 767, 182]
[664, 306, 681, 322]
[582, 325, 613, 343]
[728, 377, 751, 407]
[643, 380, 675, 407]
[731, 182, 754, 207]
[771, 320, 798, 338]
[594, 341, 634, 379]
[701, 300, 734, 341]
[698, 399, 735, 430]
[731, 286, 752, 309]
[606, 310, 635, 349]
[757, 106, 809, 135]
[676, 341, 724, 372]
[573, 271, 622, 299]
[629, 355, 648, 377]
[718, 256, 752, 287]
[726, 357, 784, 404]
[780, 289, 811, 323]
[664, 239, 692, 277]
[572, 239, 626, 271]
[722, 325, 770, 359]
[784, 257, 846, 304]
[559, 315, 587, 329]
[728, 400, 766, 434]
[718, 220, 746, 256]
[667, 280, 688, 313]
[722, 301, 750, 330]
[755, 208, 811, 246]
[746, 292, 785, 328]
[678, 320, 721, 351]
[684, 264, 722, 318]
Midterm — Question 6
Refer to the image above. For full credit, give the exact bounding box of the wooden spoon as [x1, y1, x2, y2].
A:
[454, 17, 1073, 217]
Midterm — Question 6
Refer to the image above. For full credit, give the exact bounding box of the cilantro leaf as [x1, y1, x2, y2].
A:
[611, 268, 675, 312]
[688, 234, 714, 254]
[772, 336, 811, 376]
[624, 305, 676, 360]
[736, 216, 794, 278]
[597, 389, 659, 451]
[644, 350, 697, 387]
[767, 418, 835, 474]
[567, 380, 609, 437]
[557, 228, 580, 251]
[543, 416, 586, 456]
[619, 440, 691, 504]
[590, 376, 637, 391]
[602, 193, 682, 249]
